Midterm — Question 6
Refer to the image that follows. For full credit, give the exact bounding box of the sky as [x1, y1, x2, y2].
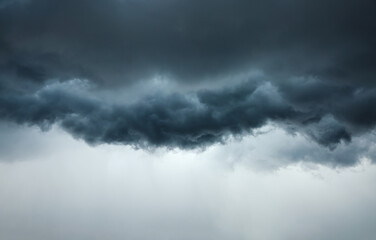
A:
[0, 0, 376, 239]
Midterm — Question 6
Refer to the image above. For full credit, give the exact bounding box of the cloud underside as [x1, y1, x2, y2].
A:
[0, 79, 372, 151]
[0, 0, 375, 166]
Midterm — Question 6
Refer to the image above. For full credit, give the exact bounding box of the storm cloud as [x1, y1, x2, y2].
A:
[1, 0, 375, 85]
[0, 0, 375, 164]
[0, 79, 357, 151]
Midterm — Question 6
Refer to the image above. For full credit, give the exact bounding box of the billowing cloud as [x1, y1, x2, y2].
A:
[0, 0, 375, 165]
[0, 79, 356, 152]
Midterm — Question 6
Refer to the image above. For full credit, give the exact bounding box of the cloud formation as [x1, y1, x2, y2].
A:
[1, 0, 375, 85]
[0, 79, 355, 150]
[0, 0, 375, 165]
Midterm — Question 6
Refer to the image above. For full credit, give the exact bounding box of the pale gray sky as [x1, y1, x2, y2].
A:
[1, 123, 376, 240]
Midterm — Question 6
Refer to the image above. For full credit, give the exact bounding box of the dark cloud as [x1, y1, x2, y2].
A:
[0, 0, 375, 86]
[0, 80, 285, 147]
[0, 79, 353, 152]
[0, 0, 375, 165]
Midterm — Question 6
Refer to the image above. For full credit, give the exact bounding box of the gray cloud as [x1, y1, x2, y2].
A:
[0, 79, 356, 154]
[0, 0, 375, 86]
[0, 0, 375, 165]
[0, 80, 297, 148]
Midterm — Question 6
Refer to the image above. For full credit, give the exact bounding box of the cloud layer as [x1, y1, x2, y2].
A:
[0, 0, 375, 165]
[1, 0, 375, 85]
[0, 79, 360, 151]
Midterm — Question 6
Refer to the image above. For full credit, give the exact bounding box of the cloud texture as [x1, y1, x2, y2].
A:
[0, 0, 375, 165]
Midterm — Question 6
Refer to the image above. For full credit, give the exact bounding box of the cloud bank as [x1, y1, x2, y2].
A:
[0, 0, 375, 165]
[0, 79, 363, 151]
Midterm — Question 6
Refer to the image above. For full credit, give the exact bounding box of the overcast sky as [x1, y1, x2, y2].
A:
[1, 0, 376, 239]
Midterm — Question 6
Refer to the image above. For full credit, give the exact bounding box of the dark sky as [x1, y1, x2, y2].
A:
[0, 0, 376, 166]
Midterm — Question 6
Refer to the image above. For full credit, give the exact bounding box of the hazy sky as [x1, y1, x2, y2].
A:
[1, 0, 376, 239]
